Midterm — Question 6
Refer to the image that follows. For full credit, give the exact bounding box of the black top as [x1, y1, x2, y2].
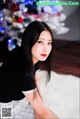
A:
[0, 48, 39, 103]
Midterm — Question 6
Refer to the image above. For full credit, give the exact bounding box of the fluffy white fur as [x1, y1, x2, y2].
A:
[38, 70, 80, 119]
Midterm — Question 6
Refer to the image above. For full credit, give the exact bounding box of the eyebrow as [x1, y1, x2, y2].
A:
[38, 38, 52, 41]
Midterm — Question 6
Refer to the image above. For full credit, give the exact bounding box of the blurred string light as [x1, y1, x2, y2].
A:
[28, 0, 33, 5]
[0, 11, 4, 31]
[17, 0, 28, 4]
[17, 0, 33, 5]
[7, 38, 16, 51]
[0, 27, 6, 34]
[0, 13, 4, 22]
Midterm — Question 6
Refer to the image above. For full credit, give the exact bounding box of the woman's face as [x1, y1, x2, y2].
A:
[31, 31, 52, 64]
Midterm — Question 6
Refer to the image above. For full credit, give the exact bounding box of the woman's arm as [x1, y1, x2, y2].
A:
[23, 90, 59, 119]
[22, 72, 59, 118]
[34, 111, 40, 119]
[34, 107, 58, 119]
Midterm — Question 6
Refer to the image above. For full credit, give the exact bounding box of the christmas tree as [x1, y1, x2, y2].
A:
[0, 0, 69, 60]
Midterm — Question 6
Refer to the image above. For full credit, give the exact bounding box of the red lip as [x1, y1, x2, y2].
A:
[40, 54, 47, 57]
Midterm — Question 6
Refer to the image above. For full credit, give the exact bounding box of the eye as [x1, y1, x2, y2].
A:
[48, 42, 52, 45]
[37, 41, 43, 44]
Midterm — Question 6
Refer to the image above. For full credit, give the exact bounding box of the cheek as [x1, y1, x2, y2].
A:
[36, 44, 43, 52]
[32, 44, 42, 55]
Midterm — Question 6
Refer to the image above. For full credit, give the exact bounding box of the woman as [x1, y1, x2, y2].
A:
[0, 21, 59, 119]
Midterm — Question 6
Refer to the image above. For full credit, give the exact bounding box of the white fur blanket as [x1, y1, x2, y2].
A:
[38, 70, 80, 119]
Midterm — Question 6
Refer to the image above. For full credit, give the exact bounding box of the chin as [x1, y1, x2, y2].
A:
[39, 58, 47, 61]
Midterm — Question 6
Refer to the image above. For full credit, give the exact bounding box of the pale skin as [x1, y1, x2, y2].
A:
[22, 31, 59, 119]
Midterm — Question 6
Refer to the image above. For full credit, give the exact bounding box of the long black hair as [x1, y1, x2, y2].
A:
[21, 20, 54, 81]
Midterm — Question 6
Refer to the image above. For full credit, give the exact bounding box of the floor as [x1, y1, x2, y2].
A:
[52, 39, 80, 77]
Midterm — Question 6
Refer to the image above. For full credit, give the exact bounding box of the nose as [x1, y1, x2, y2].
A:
[43, 44, 49, 52]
